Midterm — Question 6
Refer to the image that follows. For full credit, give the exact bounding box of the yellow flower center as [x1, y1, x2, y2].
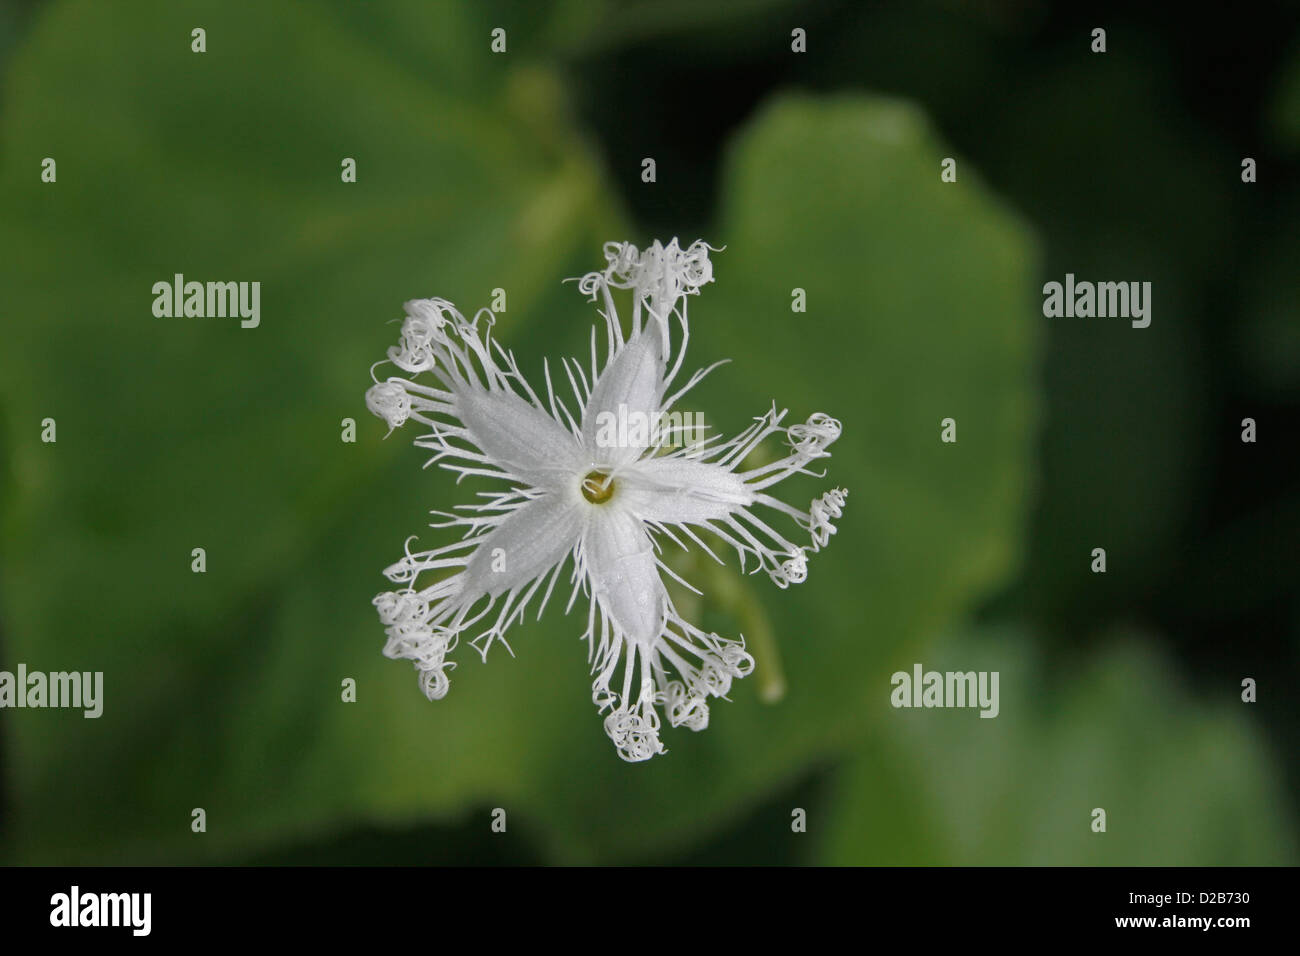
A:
[581, 469, 616, 504]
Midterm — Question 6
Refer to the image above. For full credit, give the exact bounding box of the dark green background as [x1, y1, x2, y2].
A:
[0, 0, 1296, 865]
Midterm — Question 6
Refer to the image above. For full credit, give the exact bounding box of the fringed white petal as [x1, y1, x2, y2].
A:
[580, 506, 665, 645]
[455, 388, 585, 489]
[365, 297, 583, 491]
[582, 329, 666, 467]
[617, 457, 754, 525]
[374, 490, 583, 698]
[617, 403, 849, 589]
[581, 583, 756, 762]
[576, 502, 758, 762]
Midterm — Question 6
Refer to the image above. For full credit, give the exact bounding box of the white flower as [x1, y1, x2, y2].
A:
[365, 239, 847, 762]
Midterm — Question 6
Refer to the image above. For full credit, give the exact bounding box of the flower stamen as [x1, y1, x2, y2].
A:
[581, 469, 616, 504]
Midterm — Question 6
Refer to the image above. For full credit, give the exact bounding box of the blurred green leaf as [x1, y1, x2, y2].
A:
[1, 5, 1038, 863]
[1269, 40, 1300, 150]
[820, 628, 1297, 864]
[557, 0, 798, 58]
[1237, 192, 1300, 397]
[1236, 42, 1300, 398]
[982, 49, 1222, 630]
